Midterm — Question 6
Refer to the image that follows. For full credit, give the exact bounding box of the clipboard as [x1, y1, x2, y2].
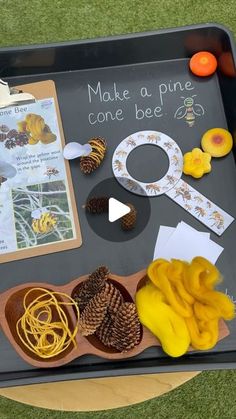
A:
[0, 80, 82, 264]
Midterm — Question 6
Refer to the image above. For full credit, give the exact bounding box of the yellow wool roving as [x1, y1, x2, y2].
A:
[135, 257, 234, 357]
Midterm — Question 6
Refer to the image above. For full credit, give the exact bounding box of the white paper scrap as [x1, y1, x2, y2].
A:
[154, 222, 223, 264]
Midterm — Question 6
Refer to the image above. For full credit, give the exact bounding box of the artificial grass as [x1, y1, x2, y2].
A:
[0, 0, 236, 418]
[0, 0, 236, 47]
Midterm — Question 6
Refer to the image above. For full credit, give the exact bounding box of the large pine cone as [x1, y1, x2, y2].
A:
[85, 196, 109, 214]
[73, 266, 109, 311]
[95, 313, 114, 347]
[79, 291, 109, 336]
[121, 204, 137, 231]
[102, 281, 123, 319]
[110, 302, 141, 352]
[89, 265, 110, 282]
[80, 137, 106, 174]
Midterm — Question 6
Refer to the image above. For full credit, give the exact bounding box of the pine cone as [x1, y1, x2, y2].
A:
[15, 133, 29, 147]
[80, 137, 107, 174]
[89, 265, 110, 282]
[5, 139, 16, 149]
[73, 266, 110, 311]
[85, 196, 109, 214]
[121, 204, 137, 231]
[79, 291, 109, 336]
[96, 313, 114, 347]
[0, 176, 7, 185]
[0, 124, 9, 133]
[110, 302, 141, 352]
[7, 129, 18, 139]
[102, 281, 123, 319]
[0, 133, 7, 142]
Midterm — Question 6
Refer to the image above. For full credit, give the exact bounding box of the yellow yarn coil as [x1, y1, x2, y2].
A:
[16, 288, 80, 359]
[88, 139, 106, 164]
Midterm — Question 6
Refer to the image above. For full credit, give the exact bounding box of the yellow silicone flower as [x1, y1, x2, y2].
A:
[183, 148, 211, 179]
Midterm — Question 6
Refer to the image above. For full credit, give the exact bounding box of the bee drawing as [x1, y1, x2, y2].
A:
[126, 137, 136, 147]
[171, 155, 179, 166]
[114, 160, 124, 172]
[174, 95, 205, 127]
[174, 183, 192, 201]
[194, 206, 206, 217]
[121, 172, 129, 177]
[184, 204, 192, 211]
[116, 150, 127, 158]
[147, 134, 161, 143]
[194, 196, 204, 204]
[166, 175, 177, 185]
[206, 201, 212, 209]
[126, 179, 138, 191]
[44, 167, 59, 179]
[146, 183, 161, 194]
[164, 141, 173, 150]
[209, 211, 224, 230]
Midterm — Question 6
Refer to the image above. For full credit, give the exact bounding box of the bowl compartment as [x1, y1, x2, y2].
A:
[71, 278, 143, 354]
[5, 286, 77, 363]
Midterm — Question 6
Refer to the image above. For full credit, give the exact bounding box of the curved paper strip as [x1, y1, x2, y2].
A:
[112, 131, 234, 235]
[112, 130, 183, 196]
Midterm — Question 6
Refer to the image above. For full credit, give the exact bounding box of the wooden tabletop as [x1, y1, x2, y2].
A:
[0, 372, 200, 411]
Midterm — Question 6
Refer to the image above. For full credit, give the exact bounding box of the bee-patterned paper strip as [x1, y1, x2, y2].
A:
[165, 180, 234, 235]
[112, 131, 234, 236]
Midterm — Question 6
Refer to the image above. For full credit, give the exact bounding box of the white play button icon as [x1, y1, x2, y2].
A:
[108, 197, 131, 222]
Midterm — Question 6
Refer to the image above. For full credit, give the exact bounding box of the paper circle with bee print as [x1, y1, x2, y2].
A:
[112, 131, 183, 196]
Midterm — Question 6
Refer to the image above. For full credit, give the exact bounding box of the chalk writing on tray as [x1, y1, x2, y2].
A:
[86, 79, 198, 125]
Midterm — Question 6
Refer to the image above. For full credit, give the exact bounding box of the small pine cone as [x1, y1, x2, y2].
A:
[80, 137, 106, 174]
[102, 281, 123, 319]
[0, 133, 7, 142]
[110, 302, 141, 352]
[121, 204, 137, 231]
[0, 124, 9, 133]
[0, 176, 7, 185]
[73, 266, 110, 311]
[7, 129, 18, 139]
[85, 196, 109, 214]
[5, 139, 17, 149]
[96, 313, 114, 347]
[79, 291, 109, 336]
[15, 133, 29, 147]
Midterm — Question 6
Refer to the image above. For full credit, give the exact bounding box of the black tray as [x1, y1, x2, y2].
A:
[0, 23, 236, 388]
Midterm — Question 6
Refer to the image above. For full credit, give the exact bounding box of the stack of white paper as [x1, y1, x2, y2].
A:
[153, 222, 223, 264]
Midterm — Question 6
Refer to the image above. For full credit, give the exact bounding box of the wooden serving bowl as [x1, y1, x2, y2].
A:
[0, 270, 230, 368]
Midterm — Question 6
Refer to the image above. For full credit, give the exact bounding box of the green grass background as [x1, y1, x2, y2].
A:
[0, 0, 235, 418]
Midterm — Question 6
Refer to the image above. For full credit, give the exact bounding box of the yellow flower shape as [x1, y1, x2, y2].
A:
[183, 148, 211, 179]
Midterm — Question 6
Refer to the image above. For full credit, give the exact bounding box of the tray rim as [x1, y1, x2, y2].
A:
[0, 22, 235, 60]
[0, 22, 235, 386]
